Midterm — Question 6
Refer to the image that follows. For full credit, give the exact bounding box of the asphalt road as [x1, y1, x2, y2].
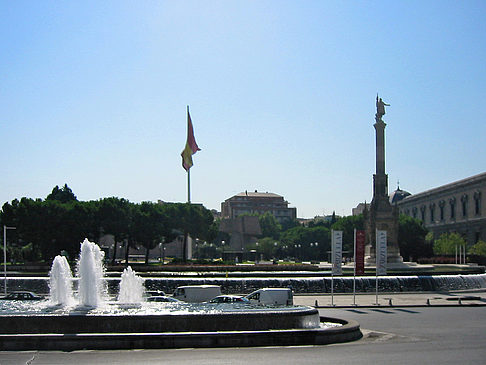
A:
[1, 305, 485, 365]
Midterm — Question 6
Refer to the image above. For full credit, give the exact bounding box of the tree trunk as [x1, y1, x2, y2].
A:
[125, 239, 130, 265]
[145, 245, 150, 264]
[183, 232, 188, 262]
[111, 236, 118, 265]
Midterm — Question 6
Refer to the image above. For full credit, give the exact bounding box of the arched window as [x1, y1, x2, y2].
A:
[439, 200, 445, 221]
[461, 195, 468, 218]
[474, 191, 481, 216]
[449, 197, 456, 220]
[429, 203, 436, 223]
[420, 205, 426, 222]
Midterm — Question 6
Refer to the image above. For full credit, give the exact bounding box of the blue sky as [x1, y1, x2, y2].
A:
[1, 1, 485, 218]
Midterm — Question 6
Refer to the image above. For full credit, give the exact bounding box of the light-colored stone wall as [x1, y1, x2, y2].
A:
[397, 172, 486, 245]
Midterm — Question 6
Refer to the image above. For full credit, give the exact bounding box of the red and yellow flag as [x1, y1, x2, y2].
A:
[181, 107, 201, 171]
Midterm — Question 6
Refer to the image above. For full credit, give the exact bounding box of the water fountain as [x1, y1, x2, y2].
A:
[48, 255, 74, 306]
[118, 266, 145, 304]
[0, 239, 361, 351]
[77, 238, 107, 307]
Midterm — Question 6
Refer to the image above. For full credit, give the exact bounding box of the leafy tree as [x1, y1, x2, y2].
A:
[433, 232, 466, 255]
[469, 240, 486, 257]
[331, 214, 364, 254]
[131, 202, 169, 264]
[258, 212, 281, 240]
[46, 184, 77, 203]
[280, 225, 330, 261]
[253, 237, 278, 260]
[398, 215, 432, 261]
[280, 218, 300, 232]
[165, 203, 215, 261]
[97, 197, 131, 264]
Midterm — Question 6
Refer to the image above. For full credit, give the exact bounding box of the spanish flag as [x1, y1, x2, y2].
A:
[181, 107, 201, 171]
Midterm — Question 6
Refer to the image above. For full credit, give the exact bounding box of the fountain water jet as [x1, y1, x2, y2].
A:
[48, 255, 74, 306]
[76, 238, 107, 307]
[118, 266, 145, 304]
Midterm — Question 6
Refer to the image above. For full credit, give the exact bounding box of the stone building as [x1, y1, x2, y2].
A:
[396, 172, 486, 245]
[221, 190, 296, 224]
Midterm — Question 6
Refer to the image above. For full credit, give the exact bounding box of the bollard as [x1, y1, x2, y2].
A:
[426, 298, 430, 306]
[388, 298, 393, 306]
[315, 299, 319, 307]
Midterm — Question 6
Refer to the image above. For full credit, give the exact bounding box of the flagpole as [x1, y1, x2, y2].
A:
[181, 104, 200, 260]
[353, 228, 356, 306]
[331, 230, 334, 306]
[375, 229, 379, 305]
[187, 169, 191, 203]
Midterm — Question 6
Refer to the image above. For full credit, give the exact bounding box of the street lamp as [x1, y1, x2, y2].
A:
[3, 225, 16, 295]
[311, 242, 319, 262]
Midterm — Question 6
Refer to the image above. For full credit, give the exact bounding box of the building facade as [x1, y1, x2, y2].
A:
[221, 190, 297, 224]
[397, 172, 486, 245]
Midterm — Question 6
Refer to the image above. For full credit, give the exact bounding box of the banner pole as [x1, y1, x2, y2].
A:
[331, 230, 334, 306]
[353, 228, 356, 306]
[375, 229, 379, 305]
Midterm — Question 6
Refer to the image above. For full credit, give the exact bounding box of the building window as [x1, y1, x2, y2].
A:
[429, 203, 435, 223]
[439, 200, 445, 221]
[461, 194, 468, 218]
[412, 207, 418, 219]
[474, 191, 481, 216]
[449, 197, 456, 220]
[420, 206, 426, 222]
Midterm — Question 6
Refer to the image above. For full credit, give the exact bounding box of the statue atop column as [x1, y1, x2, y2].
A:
[366, 94, 404, 267]
[376, 95, 390, 121]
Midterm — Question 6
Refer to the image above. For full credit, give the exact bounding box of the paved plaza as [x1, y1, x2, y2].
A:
[294, 289, 486, 308]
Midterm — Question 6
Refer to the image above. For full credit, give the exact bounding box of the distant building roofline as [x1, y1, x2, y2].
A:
[400, 171, 486, 203]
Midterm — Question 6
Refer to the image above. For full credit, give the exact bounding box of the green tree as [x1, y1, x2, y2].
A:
[253, 237, 278, 260]
[469, 240, 486, 257]
[398, 215, 432, 261]
[97, 197, 131, 264]
[46, 184, 77, 203]
[434, 232, 466, 255]
[331, 214, 364, 254]
[280, 225, 330, 261]
[131, 202, 170, 264]
[280, 218, 300, 232]
[258, 212, 281, 240]
[166, 203, 215, 261]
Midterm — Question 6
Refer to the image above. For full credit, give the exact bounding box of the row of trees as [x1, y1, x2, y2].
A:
[251, 212, 486, 264]
[8, 184, 484, 266]
[1, 185, 216, 264]
[241, 212, 432, 262]
[433, 232, 486, 257]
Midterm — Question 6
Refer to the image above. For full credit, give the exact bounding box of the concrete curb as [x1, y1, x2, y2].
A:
[0, 317, 362, 351]
[314, 303, 486, 309]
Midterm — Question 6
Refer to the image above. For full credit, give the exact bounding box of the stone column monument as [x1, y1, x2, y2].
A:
[364, 95, 404, 265]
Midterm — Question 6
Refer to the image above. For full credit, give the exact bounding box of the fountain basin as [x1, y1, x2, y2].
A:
[0, 239, 363, 350]
[0, 306, 320, 334]
[0, 314, 361, 351]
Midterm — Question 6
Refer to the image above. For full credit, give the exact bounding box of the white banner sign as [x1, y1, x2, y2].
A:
[376, 230, 387, 276]
[332, 230, 343, 275]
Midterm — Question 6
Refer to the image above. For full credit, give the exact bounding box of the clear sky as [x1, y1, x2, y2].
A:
[1, 1, 485, 218]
